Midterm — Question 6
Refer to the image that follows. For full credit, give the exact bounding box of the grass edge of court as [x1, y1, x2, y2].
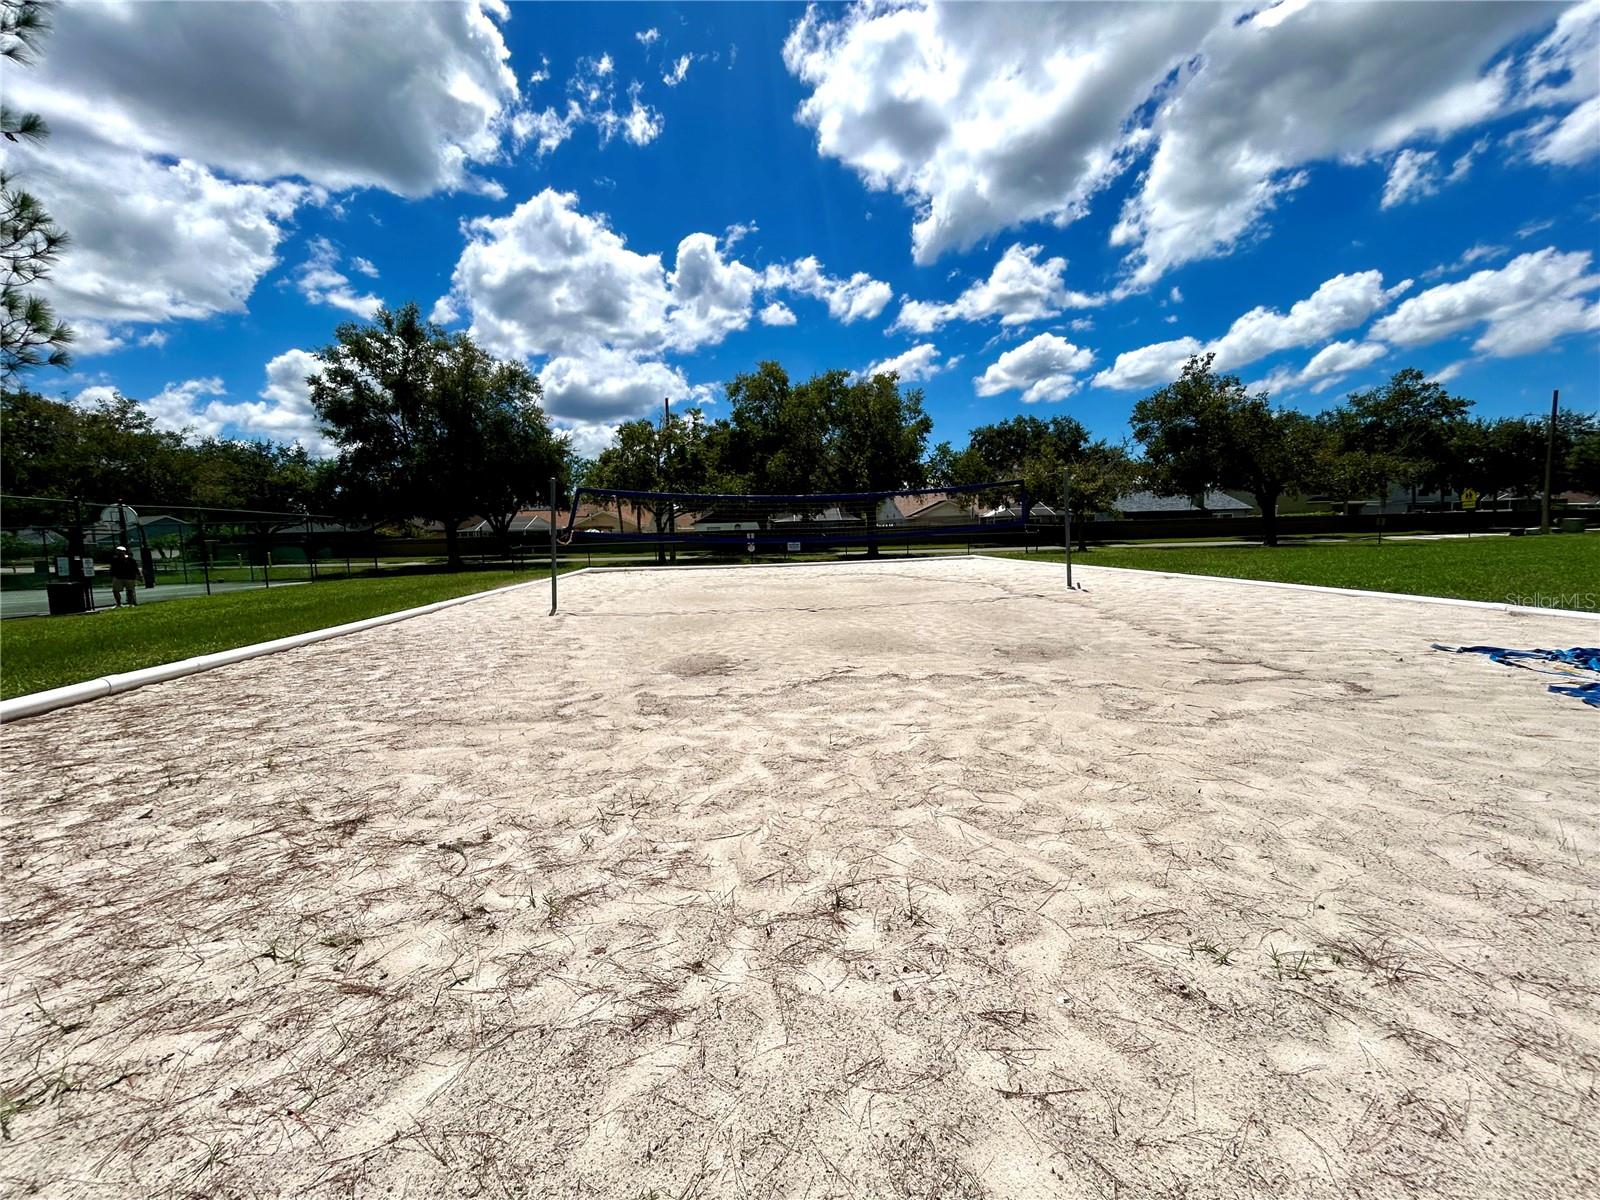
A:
[7, 549, 1597, 722]
[0, 570, 578, 722]
[981, 554, 1600, 621]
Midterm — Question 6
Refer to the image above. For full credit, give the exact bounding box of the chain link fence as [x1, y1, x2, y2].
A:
[0, 495, 549, 618]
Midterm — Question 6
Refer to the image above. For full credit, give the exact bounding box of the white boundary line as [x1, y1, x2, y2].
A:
[0, 572, 592, 725]
[574, 552, 979, 574]
[985, 554, 1600, 621]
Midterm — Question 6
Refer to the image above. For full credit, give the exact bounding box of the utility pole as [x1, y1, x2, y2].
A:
[1541, 388, 1559, 535]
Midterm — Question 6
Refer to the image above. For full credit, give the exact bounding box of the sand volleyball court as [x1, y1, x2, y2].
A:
[2, 556, 1595, 1198]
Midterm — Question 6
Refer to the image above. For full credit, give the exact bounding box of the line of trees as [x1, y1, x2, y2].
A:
[584, 361, 932, 496]
[4, 300, 1594, 560]
[579, 354, 1596, 551]
[1, 388, 330, 510]
[1125, 356, 1596, 544]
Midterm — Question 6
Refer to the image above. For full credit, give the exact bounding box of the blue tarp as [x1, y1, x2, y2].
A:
[1431, 644, 1600, 707]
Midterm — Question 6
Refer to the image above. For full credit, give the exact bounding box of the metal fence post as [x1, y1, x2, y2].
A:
[197, 511, 212, 595]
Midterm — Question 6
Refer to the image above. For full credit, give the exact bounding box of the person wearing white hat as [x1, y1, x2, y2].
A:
[108, 545, 140, 607]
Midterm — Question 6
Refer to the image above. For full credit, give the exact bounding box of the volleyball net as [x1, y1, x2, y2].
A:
[559, 480, 1032, 554]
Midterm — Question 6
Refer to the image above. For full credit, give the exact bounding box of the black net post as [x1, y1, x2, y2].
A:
[1063, 467, 1076, 590]
[549, 476, 559, 616]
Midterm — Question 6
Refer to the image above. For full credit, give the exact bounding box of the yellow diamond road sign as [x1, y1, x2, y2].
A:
[1462, 489, 1479, 509]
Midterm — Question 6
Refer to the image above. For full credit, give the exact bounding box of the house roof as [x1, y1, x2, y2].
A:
[1114, 489, 1254, 514]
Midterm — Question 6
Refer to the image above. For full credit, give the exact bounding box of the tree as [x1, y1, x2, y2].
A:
[1567, 412, 1600, 496]
[311, 304, 558, 568]
[966, 414, 1090, 479]
[1034, 441, 1139, 548]
[1131, 354, 1318, 546]
[1307, 418, 1394, 516]
[433, 336, 566, 550]
[189, 437, 329, 512]
[720, 361, 830, 495]
[1, 0, 72, 386]
[0, 388, 190, 501]
[820, 371, 931, 492]
[925, 439, 997, 495]
[816, 369, 931, 556]
[1330, 367, 1471, 509]
[948, 413, 1096, 516]
[1466, 410, 1600, 507]
[588, 418, 661, 532]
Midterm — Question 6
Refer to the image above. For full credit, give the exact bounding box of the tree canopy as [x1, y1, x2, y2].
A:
[310, 303, 567, 564]
[1131, 354, 1321, 545]
[1, 0, 73, 386]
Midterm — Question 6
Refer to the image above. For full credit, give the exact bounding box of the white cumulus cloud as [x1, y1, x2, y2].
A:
[11, 0, 519, 196]
[11, 129, 305, 351]
[762, 258, 892, 324]
[1370, 247, 1600, 358]
[783, 1, 1220, 265]
[513, 55, 665, 157]
[1094, 269, 1409, 389]
[861, 343, 948, 383]
[664, 55, 694, 87]
[1091, 337, 1206, 391]
[974, 334, 1094, 404]
[1525, 95, 1600, 165]
[433, 189, 887, 422]
[1207, 270, 1410, 371]
[782, 1, 1583, 286]
[1254, 339, 1391, 397]
[891, 244, 1100, 334]
[1113, 2, 1550, 287]
[294, 238, 384, 319]
[540, 350, 695, 423]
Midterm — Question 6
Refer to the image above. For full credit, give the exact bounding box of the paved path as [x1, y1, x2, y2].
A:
[0, 579, 306, 619]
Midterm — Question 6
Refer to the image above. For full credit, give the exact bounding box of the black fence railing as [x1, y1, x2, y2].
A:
[0, 494, 551, 618]
[4, 490, 1587, 618]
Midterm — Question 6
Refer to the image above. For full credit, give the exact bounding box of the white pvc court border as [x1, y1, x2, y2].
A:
[4, 552, 1594, 724]
[0, 572, 594, 725]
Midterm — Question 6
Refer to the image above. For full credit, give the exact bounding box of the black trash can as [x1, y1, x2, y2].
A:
[46, 580, 93, 615]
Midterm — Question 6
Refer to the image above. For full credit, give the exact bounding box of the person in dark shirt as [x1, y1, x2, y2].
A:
[108, 545, 140, 607]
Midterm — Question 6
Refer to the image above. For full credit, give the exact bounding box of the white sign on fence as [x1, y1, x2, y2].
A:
[787, 542, 801, 552]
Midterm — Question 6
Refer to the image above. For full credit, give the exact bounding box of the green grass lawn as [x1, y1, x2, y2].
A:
[1000, 533, 1599, 610]
[0, 568, 564, 699]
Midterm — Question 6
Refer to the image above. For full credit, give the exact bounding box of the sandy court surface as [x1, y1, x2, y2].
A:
[2, 556, 1597, 1199]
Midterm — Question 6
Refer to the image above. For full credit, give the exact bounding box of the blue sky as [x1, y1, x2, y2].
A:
[9, 1, 1598, 459]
